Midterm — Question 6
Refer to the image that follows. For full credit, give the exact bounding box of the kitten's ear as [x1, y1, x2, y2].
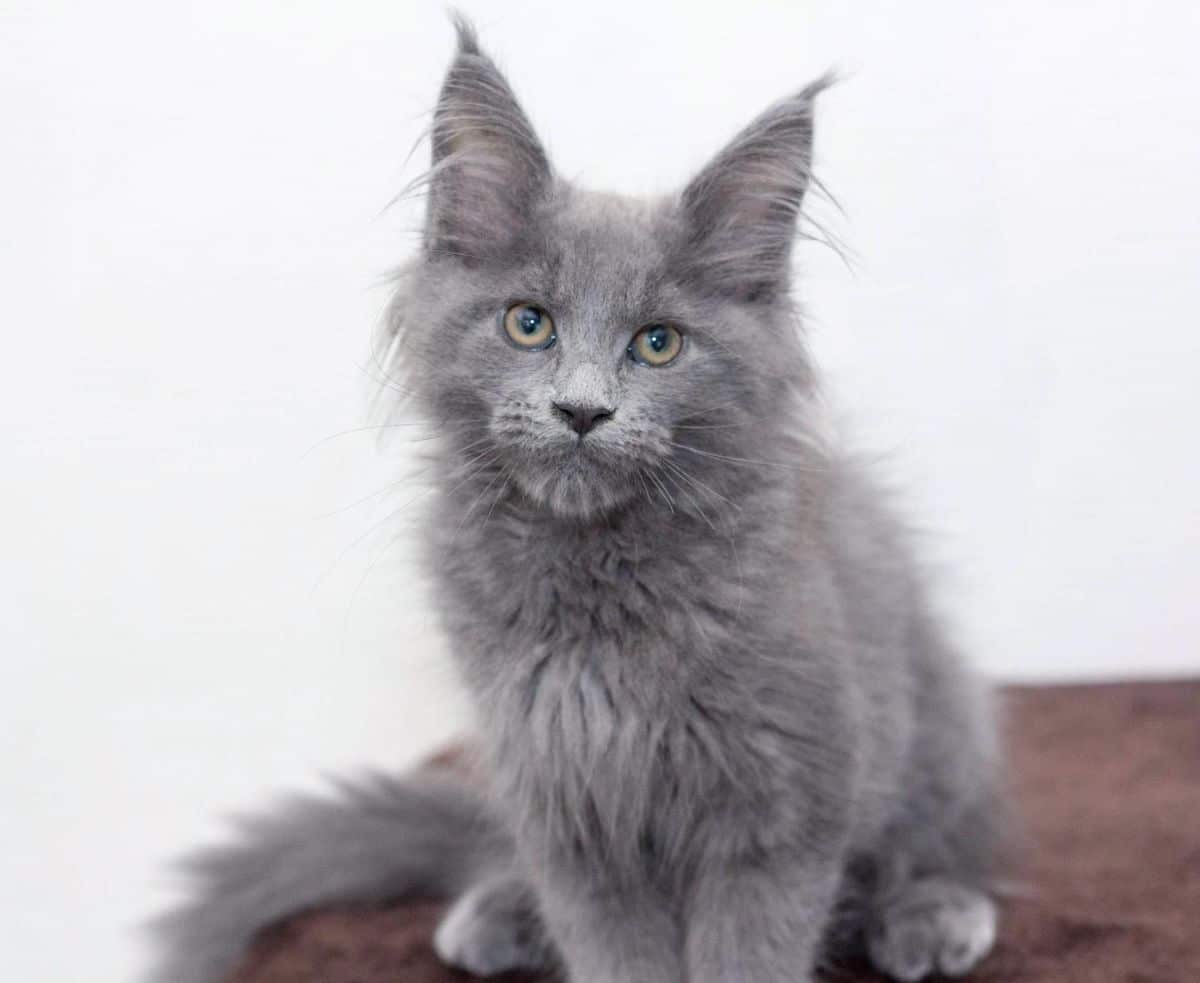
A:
[676, 74, 834, 302]
[425, 17, 552, 263]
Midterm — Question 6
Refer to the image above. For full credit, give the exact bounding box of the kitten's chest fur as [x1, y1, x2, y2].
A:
[439, 499, 753, 686]
[442, 505, 736, 724]
[430, 494, 795, 861]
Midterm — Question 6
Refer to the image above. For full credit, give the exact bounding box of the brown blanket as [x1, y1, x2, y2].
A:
[231, 680, 1200, 982]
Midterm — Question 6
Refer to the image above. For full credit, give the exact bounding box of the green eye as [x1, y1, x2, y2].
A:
[629, 324, 683, 367]
[503, 303, 556, 350]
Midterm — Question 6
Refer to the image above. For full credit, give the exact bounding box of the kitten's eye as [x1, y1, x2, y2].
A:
[629, 324, 683, 367]
[502, 303, 556, 350]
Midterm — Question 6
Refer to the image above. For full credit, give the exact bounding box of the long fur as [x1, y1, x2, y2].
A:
[145, 17, 1007, 983]
[145, 772, 513, 983]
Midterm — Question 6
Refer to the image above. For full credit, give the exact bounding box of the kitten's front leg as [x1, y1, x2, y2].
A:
[685, 848, 843, 983]
[535, 866, 683, 983]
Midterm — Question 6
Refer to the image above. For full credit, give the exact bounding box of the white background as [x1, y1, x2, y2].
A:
[3, 2, 1198, 980]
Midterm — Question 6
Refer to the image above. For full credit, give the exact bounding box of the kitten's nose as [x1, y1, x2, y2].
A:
[552, 401, 614, 437]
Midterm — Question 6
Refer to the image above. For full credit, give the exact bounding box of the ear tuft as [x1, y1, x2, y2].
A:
[424, 17, 552, 264]
[676, 72, 836, 302]
[449, 10, 481, 57]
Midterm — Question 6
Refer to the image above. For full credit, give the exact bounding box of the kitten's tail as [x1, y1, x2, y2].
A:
[142, 768, 512, 983]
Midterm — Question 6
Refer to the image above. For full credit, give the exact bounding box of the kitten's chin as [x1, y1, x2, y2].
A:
[511, 458, 637, 521]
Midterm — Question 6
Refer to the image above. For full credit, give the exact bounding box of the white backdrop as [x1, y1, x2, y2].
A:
[3, 2, 1198, 980]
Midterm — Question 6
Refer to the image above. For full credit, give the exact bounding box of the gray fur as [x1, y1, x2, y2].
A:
[434, 872, 557, 976]
[145, 17, 1006, 983]
[144, 772, 513, 983]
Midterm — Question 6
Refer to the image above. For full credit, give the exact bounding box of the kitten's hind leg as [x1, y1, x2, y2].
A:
[864, 876, 996, 982]
[433, 873, 556, 977]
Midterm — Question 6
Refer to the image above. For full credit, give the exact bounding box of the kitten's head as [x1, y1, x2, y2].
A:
[388, 19, 829, 520]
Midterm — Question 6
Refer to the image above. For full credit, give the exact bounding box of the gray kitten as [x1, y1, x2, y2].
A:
[146, 19, 1006, 983]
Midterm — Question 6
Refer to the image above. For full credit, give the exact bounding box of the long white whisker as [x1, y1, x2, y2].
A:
[667, 439, 824, 473]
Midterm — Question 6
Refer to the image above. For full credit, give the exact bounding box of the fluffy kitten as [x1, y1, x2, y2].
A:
[147, 19, 1006, 983]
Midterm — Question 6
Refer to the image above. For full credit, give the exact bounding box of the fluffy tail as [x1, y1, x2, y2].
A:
[143, 769, 513, 983]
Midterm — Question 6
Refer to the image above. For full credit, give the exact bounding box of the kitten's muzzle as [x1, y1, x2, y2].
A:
[552, 401, 615, 437]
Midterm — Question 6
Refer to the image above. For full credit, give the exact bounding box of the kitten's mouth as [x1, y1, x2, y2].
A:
[509, 443, 641, 520]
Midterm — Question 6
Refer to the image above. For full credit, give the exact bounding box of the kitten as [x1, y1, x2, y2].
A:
[147, 18, 1006, 983]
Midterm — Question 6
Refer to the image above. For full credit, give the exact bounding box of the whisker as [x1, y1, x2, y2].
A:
[445, 458, 507, 551]
[481, 470, 511, 530]
[667, 439, 825, 474]
[675, 396, 761, 422]
[660, 461, 747, 616]
[335, 450, 503, 650]
[661, 459, 740, 515]
[660, 467, 718, 533]
[643, 469, 676, 513]
[300, 422, 465, 460]
[315, 467, 431, 520]
[673, 421, 760, 432]
[310, 443, 497, 595]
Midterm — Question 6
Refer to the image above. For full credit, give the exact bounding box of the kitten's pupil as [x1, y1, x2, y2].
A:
[518, 308, 541, 335]
[647, 326, 668, 352]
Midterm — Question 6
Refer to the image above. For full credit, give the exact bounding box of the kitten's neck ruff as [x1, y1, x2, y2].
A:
[427, 433, 826, 698]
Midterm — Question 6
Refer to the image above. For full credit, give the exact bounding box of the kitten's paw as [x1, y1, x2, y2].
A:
[433, 874, 554, 977]
[866, 877, 996, 982]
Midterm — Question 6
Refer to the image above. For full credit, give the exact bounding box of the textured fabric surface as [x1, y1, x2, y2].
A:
[230, 680, 1200, 982]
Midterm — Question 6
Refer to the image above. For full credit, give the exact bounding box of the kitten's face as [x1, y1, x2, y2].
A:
[407, 191, 793, 518]
[390, 24, 826, 520]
